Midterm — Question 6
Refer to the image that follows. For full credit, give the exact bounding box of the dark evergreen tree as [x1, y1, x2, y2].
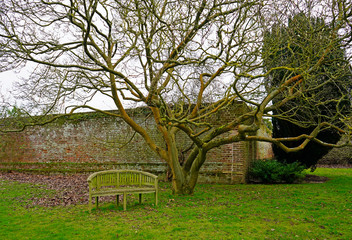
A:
[263, 13, 352, 168]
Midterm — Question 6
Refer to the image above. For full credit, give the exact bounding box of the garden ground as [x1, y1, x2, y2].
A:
[0, 168, 351, 239]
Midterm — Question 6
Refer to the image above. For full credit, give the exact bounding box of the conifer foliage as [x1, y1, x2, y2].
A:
[263, 13, 352, 168]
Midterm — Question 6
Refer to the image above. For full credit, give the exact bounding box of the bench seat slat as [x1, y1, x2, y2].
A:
[91, 187, 156, 194]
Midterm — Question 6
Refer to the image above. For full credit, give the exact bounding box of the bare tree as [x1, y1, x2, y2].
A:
[0, 0, 351, 194]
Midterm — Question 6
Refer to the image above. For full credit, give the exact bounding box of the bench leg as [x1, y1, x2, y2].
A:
[139, 193, 142, 204]
[155, 191, 158, 206]
[89, 194, 92, 213]
[123, 192, 127, 211]
[116, 194, 119, 207]
[95, 196, 99, 210]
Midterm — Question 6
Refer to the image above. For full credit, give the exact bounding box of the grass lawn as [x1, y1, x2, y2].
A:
[0, 168, 351, 239]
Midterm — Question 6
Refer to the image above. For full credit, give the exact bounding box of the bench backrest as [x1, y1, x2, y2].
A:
[87, 170, 158, 190]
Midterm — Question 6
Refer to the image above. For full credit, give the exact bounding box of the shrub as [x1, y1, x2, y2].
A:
[249, 159, 306, 184]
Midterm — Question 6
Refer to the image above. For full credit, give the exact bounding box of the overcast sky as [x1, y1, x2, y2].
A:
[0, 70, 17, 105]
[0, 69, 117, 111]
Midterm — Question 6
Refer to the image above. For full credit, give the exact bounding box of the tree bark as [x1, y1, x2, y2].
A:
[170, 144, 206, 195]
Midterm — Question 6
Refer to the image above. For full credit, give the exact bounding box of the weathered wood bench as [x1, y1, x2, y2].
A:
[87, 170, 158, 212]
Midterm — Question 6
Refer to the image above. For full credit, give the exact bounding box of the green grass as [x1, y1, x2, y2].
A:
[1, 168, 351, 239]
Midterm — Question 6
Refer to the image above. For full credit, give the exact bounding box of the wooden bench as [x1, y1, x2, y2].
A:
[87, 170, 158, 212]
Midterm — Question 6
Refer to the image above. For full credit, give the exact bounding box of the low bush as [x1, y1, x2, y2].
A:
[249, 159, 306, 183]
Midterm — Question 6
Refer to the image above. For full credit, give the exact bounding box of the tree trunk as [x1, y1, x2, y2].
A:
[171, 169, 199, 195]
[169, 146, 205, 195]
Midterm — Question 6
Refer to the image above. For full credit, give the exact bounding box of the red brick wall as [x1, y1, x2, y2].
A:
[0, 109, 270, 183]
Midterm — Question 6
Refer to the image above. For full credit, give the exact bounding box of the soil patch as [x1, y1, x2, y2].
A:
[304, 174, 330, 183]
[0, 171, 90, 207]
